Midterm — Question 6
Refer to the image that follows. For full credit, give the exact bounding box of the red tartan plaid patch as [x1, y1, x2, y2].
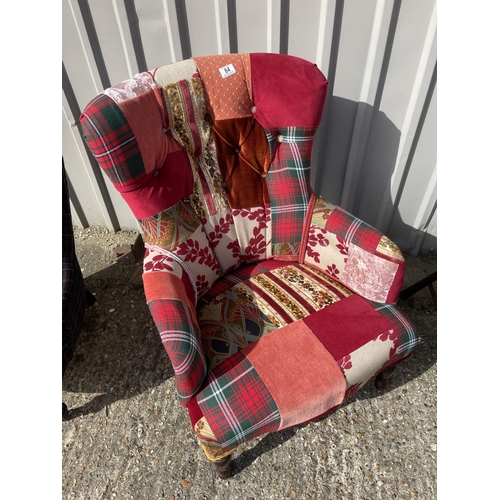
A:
[325, 207, 382, 253]
[265, 127, 316, 247]
[80, 94, 145, 190]
[148, 298, 207, 405]
[196, 350, 280, 451]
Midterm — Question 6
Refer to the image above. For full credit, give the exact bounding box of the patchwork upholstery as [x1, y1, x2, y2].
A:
[80, 53, 420, 465]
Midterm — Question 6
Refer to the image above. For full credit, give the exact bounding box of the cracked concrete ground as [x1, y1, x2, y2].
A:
[62, 227, 437, 499]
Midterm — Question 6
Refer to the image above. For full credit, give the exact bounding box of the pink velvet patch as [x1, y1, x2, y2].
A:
[303, 295, 392, 361]
[250, 53, 328, 128]
[244, 320, 346, 430]
[120, 149, 194, 219]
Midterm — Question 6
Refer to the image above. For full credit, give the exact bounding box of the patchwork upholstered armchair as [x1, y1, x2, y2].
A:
[80, 53, 420, 478]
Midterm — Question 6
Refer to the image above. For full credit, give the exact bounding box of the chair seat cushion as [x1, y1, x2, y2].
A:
[197, 261, 353, 369]
[191, 262, 418, 452]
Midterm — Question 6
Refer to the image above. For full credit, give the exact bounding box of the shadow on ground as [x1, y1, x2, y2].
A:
[62, 237, 174, 420]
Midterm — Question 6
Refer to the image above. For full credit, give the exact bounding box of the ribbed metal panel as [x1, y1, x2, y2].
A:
[62, 0, 437, 255]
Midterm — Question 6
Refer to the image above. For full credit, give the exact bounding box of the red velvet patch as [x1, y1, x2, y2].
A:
[303, 295, 392, 361]
[187, 397, 203, 428]
[386, 259, 405, 304]
[120, 149, 193, 219]
[250, 53, 328, 128]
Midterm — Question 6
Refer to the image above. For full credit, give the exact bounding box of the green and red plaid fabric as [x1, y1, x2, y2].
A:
[325, 206, 382, 253]
[265, 127, 316, 248]
[80, 94, 145, 190]
[196, 350, 280, 451]
[148, 298, 207, 405]
[368, 301, 420, 361]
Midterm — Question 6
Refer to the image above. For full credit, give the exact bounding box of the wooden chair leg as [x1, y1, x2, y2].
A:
[213, 454, 232, 479]
[86, 289, 96, 307]
[375, 365, 397, 391]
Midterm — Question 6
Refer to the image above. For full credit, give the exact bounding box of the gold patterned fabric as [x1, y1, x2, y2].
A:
[138, 200, 201, 249]
[194, 417, 236, 462]
[162, 77, 229, 220]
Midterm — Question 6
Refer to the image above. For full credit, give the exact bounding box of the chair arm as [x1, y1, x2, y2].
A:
[301, 196, 405, 304]
[142, 246, 207, 406]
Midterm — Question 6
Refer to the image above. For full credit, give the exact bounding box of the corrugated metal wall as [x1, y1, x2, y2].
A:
[62, 0, 437, 255]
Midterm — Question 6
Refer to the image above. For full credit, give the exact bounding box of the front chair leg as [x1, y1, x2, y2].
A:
[213, 454, 232, 479]
[375, 365, 397, 391]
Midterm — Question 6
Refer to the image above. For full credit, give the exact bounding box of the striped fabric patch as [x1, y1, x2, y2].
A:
[200, 260, 286, 303]
[161, 77, 228, 220]
[236, 263, 352, 327]
[265, 127, 316, 251]
[80, 94, 144, 189]
[196, 351, 280, 451]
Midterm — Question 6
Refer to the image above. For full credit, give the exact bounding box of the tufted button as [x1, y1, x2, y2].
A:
[261, 172, 267, 178]
[234, 146, 240, 154]
[250, 105, 257, 114]
[153, 169, 159, 177]
[221, 181, 227, 189]
[277, 134, 284, 143]
[204, 113, 212, 123]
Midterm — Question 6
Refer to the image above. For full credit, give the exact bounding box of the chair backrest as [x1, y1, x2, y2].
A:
[80, 53, 328, 300]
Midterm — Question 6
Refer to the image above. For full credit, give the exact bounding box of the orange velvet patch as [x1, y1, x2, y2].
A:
[244, 320, 346, 430]
[212, 117, 270, 208]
